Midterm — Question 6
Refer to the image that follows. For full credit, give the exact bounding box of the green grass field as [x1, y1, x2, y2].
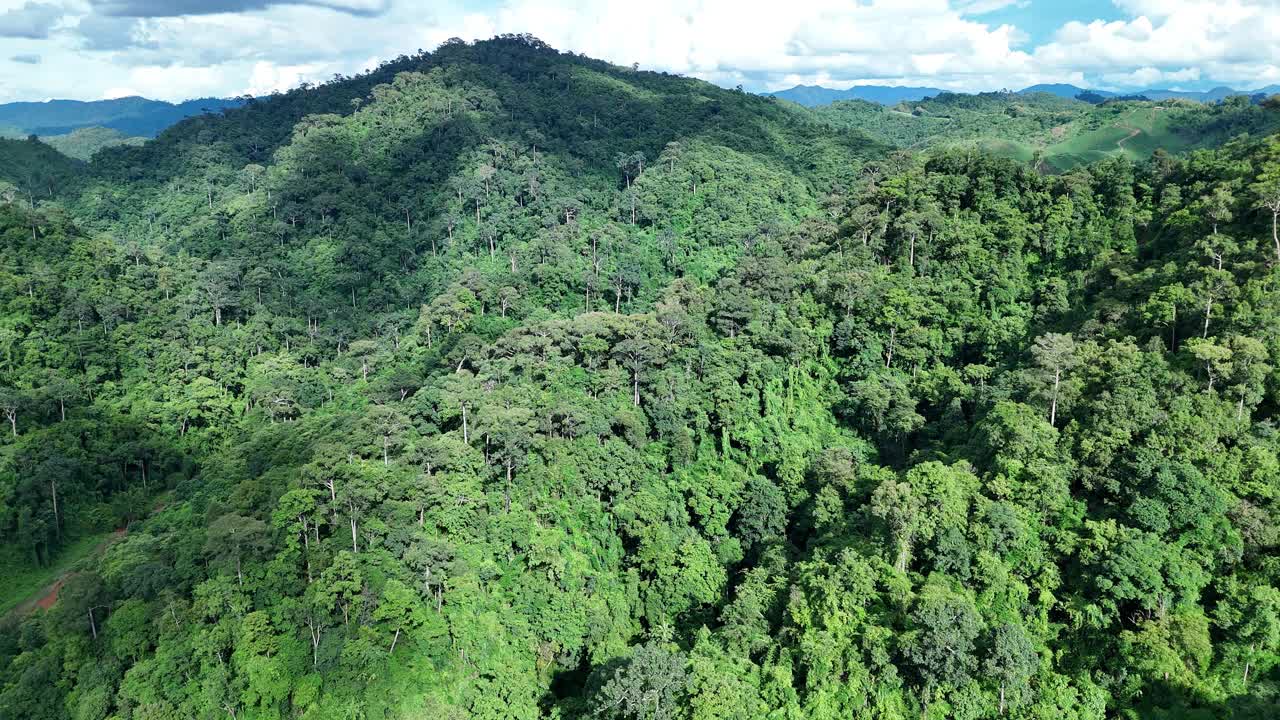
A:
[953, 105, 1218, 172]
[1039, 107, 1192, 170]
[0, 532, 110, 617]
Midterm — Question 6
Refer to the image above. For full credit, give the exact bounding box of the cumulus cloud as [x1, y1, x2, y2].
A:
[7, 0, 1280, 104]
[438, 0, 1076, 92]
[89, 0, 390, 17]
[243, 59, 327, 95]
[77, 12, 146, 50]
[1100, 66, 1201, 89]
[0, 1, 62, 38]
[1035, 0, 1280, 87]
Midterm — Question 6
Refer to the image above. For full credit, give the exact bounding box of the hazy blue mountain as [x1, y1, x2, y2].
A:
[0, 96, 243, 137]
[767, 84, 942, 107]
[1139, 85, 1280, 102]
[1018, 83, 1105, 99]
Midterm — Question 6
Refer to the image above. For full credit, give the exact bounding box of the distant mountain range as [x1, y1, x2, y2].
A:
[0, 96, 243, 138]
[766, 84, 944, 107]
[1019, 83, 1280, 103]
[768, 83, 1280, 107]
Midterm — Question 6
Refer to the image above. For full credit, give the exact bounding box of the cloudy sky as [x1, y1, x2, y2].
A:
[1, 0, 1279, 103]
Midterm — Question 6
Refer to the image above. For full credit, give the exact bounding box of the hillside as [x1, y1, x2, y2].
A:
[0, 35, 1277, 720]
[814, 91, 1280, 171]
[0, 136, 84, 199]
[38, 127, 146, 161]
[768, 84, 943, 107]
[788, 82, 1280, 107]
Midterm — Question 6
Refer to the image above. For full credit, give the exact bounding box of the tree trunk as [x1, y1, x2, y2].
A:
[1272, 211, 1279, 263]
[389, 627, 401, 655]
[350, 514, 358, 554]
[1203, 296, 1212, 338]
[50, 479, 58, 536]
[309, 622, 320, 666]
[1050, 370, 1060, 426]
[505, 460, 513, 513]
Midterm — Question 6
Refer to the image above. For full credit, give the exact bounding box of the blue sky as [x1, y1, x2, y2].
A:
[1, 1, 1278, 103]
[979, 0, 1122, 46]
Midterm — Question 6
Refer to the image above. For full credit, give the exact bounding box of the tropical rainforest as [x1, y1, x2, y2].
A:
[0, 35, 1279, 720]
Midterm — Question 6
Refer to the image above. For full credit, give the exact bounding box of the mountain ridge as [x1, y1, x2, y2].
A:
[769, 81, 1280, 106]
[0, 95, 243, 137]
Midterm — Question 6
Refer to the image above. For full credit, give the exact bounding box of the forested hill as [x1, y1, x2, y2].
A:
[811, 91, 1280, 171]
[0, 34, 1279, 720]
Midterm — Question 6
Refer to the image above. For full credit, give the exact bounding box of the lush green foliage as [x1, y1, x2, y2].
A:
[0, 136, 84, 200]
[0, 36, 1278, 720]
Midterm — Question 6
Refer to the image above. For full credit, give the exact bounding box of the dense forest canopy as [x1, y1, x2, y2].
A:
[0, 34, 1278, 720]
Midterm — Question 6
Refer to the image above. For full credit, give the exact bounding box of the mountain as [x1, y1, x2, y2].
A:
[1139, 85, 1280, 102]
[1018, 83, 1112, 100]
[1, 35, 1278, 720]
[767, 83, 942, 106]
[778, 82, 1280, 108]
[0, 96, 243, 137]
[813, 89, 1279, 171]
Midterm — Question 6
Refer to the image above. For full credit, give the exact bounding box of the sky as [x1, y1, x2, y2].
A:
[1, 0, 1280, 104]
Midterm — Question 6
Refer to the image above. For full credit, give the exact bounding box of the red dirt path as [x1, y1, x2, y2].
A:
[34, 579, 64, 610]
[8, 527, 127, 620]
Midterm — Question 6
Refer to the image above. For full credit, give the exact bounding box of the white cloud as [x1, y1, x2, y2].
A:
[243, 60, 326, 96]
[457, 0, 1077, 92]
[0, 1, 62, 38]
[102, 85, 140, 98]
[88, 0, 391, 18]
[1100, 66, 1201, 89]
[1035, 0, 1280, 87]
[6, 0, 1280, 104]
